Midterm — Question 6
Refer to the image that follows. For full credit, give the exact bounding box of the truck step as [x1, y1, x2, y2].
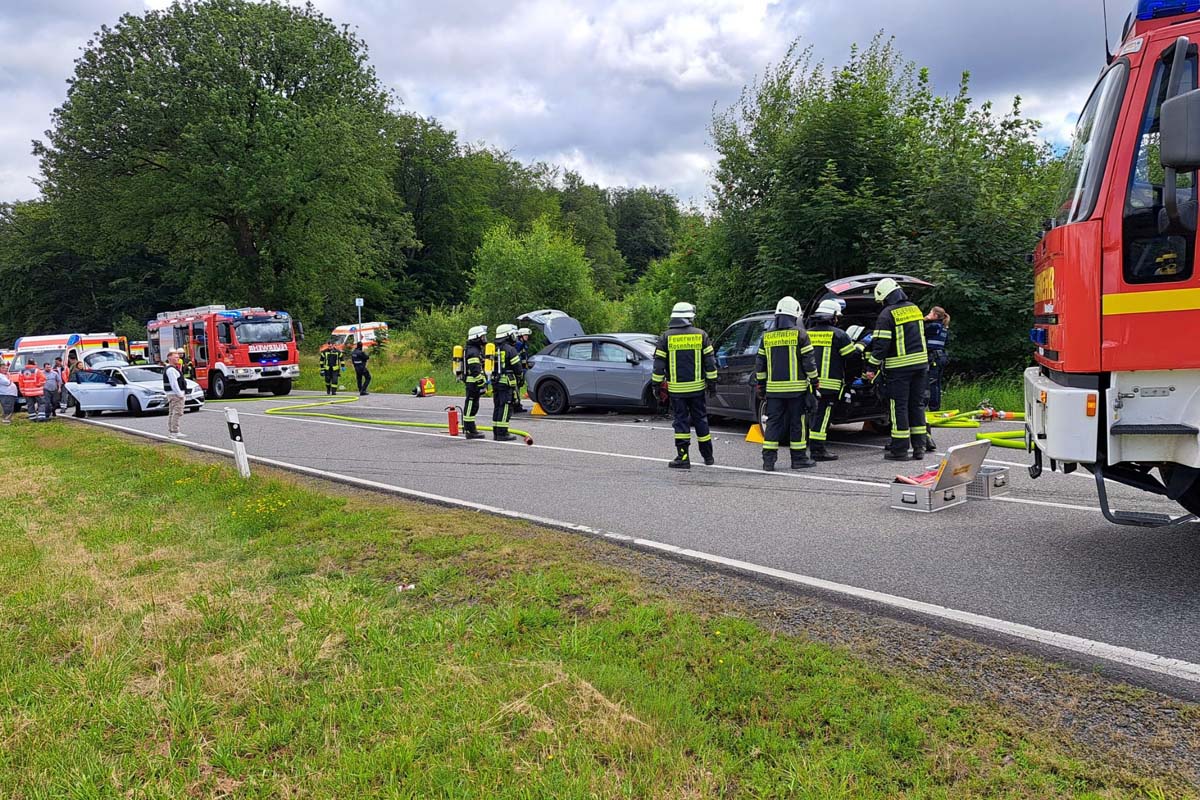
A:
[1111, 510, 1180, 527]
[1110, 423, 1199, 436]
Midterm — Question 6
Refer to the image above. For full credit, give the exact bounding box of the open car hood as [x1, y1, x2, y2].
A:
[516, 309, 585, 343]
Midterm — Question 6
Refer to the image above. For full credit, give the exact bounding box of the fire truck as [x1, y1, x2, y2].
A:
[1026, 0, 1200, 525]
[146, 305, 301, 399]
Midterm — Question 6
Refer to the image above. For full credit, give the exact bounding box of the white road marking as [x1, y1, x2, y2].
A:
[70, 415, 1200, 686]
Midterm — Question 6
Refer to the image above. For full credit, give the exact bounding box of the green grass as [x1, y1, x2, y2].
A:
[941, 374, 1025, 415]
[0, 421, 1189, 798]
[296, 348, 461, 396]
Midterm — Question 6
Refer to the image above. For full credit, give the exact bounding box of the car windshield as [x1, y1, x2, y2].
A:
[120, 367, 165, 383]
[84, 350, 129, 367]
[18, 350, 64, 369]
[235, 321, 292, 343]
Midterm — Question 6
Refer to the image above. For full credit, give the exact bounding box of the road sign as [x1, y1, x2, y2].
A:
[355, 297, 364, 308]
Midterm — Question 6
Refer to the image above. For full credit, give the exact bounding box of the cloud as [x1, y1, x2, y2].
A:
[0, 0, 1115, 203]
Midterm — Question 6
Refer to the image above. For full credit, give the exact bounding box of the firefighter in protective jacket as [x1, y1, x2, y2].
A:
[756, 296, 819, 471]
[806, 299, 862, 461]
[462, 325, 488, 440]
[491, 324, 524, 442]
[318, 345, 344, 395]
[865, 278, 930, 460]
[652, 302, 718, 469]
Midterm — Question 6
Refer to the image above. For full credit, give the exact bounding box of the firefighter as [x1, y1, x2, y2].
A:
[924, 306, 951, 411]
[755, 296, 819, 471]
[652, 302, 718, 469]
[318, 344, 344, 395]
[491, 324, 523, 441]
[462, 325, 488, 440]
[807, 299, 862, 461]
[865, 278, 930, 460]
[511, 326, 532, 414]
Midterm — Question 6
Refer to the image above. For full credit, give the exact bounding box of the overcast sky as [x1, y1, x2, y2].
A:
[0, 0, 1109, 206]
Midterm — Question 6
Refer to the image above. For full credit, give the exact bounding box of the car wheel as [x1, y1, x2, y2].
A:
[537, 379, 569, 415]
[126, 395, 144, 417]
[70, 395, 88, 419]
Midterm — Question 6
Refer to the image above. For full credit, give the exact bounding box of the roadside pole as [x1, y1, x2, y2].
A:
[223, 407, 252, 478]
[355, 297, 363, 345]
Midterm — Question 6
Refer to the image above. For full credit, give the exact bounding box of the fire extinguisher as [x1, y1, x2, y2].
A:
[446, 406, 461, 437]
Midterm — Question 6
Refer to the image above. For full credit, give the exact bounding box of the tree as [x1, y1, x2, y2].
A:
[607, 186, 680, 277]
[469, 218, 605, 333]
[557, 171, 627, 297]
[35, 0, 400, 322]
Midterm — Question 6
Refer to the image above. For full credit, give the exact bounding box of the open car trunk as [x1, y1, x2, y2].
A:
[516, 309, 585, 343]
[805, 273, 935, 338]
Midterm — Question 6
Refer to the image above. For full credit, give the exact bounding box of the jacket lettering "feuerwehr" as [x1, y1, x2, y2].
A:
[652, 319, 717, 396]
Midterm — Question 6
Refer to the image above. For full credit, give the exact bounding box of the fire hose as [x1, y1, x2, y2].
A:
[975, 430, 1029, 450]
[262, 396, 535, 445]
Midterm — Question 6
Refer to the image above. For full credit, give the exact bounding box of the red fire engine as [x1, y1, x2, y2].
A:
[1026, 0, 1200, 525]
[146, 305, 302, 399]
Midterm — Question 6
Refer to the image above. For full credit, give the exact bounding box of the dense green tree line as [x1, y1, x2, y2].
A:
[0, 1, 1059, 373]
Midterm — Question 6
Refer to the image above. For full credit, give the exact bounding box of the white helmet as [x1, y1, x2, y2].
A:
[775, 296, 802, 319]
[495, 323, 518, 341]
[671, 301, 696, 322]
[815, 299, 843, 319]
[467, 325, 487, 342]
[517, 327, 531, 337]
[874, 277, 900, 304]
[846, 324, 866, 341]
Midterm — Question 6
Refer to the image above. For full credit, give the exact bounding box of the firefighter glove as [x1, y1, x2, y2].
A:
[810, 378, 820, 394]
[657, 381, 669, 404]
[756, 382, 766, 401]
[706, 379, 717, 398]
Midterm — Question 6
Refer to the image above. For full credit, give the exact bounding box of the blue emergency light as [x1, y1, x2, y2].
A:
[1137, 0, 1200, 20]
[1030, 328, 1049, 347]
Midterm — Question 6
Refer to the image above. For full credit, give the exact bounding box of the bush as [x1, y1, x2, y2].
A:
[406, 304, 480, 363]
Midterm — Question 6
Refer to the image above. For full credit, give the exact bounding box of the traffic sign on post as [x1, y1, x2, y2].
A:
[355, 298, 363, 307]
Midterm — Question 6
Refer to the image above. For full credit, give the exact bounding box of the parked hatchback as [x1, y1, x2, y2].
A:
[710, 273, 934, 425]
[518, 310, 661, 415]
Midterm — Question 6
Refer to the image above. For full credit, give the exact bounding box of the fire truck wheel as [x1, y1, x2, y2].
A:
[1161, 465, 1200, 517]
[210, 373, 237, 400]
[126, 395, 144, 417]
[272, 380, 292, 397]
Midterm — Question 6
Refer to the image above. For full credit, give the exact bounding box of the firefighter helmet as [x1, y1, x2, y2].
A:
[775, 296, 802, 319]
[517, 327, 531, 337]
[874, 278, 900, 304]
[671, 302, 696, 322]
[815, 299, 843, 319]
[467, 325, 487, 343]
[495, 323, 518, 341]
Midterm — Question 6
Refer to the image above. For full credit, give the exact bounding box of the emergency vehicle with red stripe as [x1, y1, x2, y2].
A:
[146, 305, 301, 399]
[1026, 0, 1200, 524]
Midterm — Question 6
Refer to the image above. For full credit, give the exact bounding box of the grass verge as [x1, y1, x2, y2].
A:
[941, 374, 1025, 415]
[296, 349, 461, 397]
[1, 421, 1190, 797]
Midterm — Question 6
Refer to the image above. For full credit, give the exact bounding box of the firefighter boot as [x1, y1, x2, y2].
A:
[698, 439, 715, 466]
[464, 421, 485, 441]
[669, 443, 691, 470]
[883, 448, 909, 461]
[810, 444, 838, 462]
[762, 450, 777, 472]
[791, 449, 816, 469]
[911, 437, 925, 460]
[493, 427, 516, 442]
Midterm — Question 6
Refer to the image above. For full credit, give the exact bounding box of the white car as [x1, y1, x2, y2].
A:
[66, 364, 205, 417]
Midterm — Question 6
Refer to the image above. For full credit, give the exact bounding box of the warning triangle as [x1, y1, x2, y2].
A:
[745, 424, 765, 444]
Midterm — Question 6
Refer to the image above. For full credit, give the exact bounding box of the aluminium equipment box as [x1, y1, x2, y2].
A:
[889, 440, 991, 514]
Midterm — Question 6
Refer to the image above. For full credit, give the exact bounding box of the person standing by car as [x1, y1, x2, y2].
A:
[350, 341, 371, 395]
[164, 350, 188, 439]
[755, 296, 819, 471]
[924, 306, 951, 412]
[42, 362, 62, 418]
[318, 344, 344, 396]
[53, 357, 69, 411]
[18, 359, 46, 421]
[806, 299, 861, 462]
[865, 278, 930, 460]
[491, 324, 523, 442]
[0, 363, 17, 424]
[652, 302, 718, 469]
[462, 325, 488, 440]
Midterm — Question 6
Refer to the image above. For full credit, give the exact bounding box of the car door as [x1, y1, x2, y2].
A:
[594, 342, 646, 405]
[558, 341, 598, 402]
[68, 368, 122, 411]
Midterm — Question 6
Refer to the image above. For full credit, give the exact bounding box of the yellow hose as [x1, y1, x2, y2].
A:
[976, 430, 1029, 450]
[261, 397, 535, 445]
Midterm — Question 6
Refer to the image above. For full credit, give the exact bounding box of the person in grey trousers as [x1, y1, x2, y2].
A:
[42, 362, 62, 418]
[0, 364, 17, 424]
[165, 350, 187, 439]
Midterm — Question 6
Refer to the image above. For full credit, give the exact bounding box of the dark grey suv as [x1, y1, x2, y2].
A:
[709, 274, 933, 424]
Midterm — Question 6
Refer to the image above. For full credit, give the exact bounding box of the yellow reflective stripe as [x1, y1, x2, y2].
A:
[820, 377, 843, 391]
[1102, 287, 1200, 315]
[766, 381, 807, 392]
[885, 352, 929, 369]
[873, 330, 893, 339]
[838, 343, 857, 356]
[755, 372, 767, 380]
[671, 380, 705, 393]
[820, 345, 831, 380]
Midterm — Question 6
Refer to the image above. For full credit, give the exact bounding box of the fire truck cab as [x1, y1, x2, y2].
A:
[1026, 0, 1200, 524]
[147, 305, 301, 399]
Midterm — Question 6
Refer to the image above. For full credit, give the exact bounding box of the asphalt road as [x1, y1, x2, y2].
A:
[83, 390, 1200, 686]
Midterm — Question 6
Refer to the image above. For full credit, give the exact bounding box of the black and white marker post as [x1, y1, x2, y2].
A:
[223, 407, 252, 478]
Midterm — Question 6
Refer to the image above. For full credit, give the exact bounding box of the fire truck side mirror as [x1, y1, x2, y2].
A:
[1161, 88, 1200, 173]
[295, 320, 305, 342]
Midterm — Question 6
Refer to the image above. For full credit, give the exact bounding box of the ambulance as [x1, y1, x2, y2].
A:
[328, 321, 388, 350]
